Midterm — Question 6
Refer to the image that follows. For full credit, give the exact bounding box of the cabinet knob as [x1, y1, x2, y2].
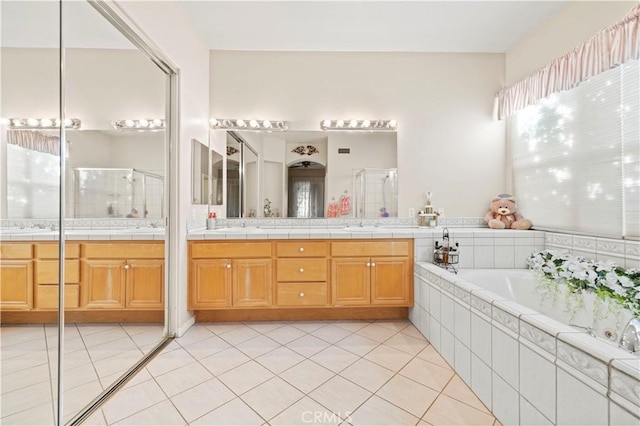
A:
[371, 262, 376, 267]
[299, 268, 304, 273]
[299, 247, 305, 252]
[366, 262, 371, 267]
[226, 264, 231, 269]
[299, 292, 305, 297]
[124, 264, 130, 270]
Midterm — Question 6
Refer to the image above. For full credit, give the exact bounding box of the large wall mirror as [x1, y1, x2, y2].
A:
[191, 138, 223, 205]
[221, 130, 397, 218]
[1, 1, 170, 423]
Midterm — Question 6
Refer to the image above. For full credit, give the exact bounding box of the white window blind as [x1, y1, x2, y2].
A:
[511, 59, 640, 239]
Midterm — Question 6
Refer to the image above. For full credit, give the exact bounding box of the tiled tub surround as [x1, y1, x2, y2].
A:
[544, 231, 640, 269]
[410, 263, 640, 426]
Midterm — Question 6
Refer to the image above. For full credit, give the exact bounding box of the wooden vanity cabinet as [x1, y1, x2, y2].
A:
[189, 242, 273, 309]
[0, 243, 33, 310]
[331, 240, 412, 306]
[81, 242, 164, 310]
[276, 241, 329, 307]
[34, 243, 80, 309]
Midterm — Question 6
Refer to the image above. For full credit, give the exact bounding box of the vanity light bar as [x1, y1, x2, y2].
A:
[209, 118, 288, 132]
[4, 118, 82, 130]
[112, 119, 165, 132]
[320, 119, 398, 131]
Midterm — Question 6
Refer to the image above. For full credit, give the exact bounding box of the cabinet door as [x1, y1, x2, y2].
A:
[126, 259, 164, 309]
[233, 259, 272, 307]
[189, 259, 232, 308]
[371, 257, 411, 306]
[0, 260, 33, 310]
[82, 259, 126, 309]
[331, 258, 370, 306]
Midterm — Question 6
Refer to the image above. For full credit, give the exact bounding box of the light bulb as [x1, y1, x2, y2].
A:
[0, 118, 9, 126]
[322, 120, 331, 128]
[11, 119, 24, 127]
[263, 120, 272, 128]
[236, 119, 246, 127]
[139, 119, 149, 128]
[362, 120, 371, 128]
[249, 120, 259, 128]
[54, 119, 61, 127]
[349, 119, 358, 128]
[41, 118, 53, 127]
[63, 118, 73, 127]
[222, 119, 231, 127]
[388, 120, 397, 128]
[276, 121, 287, 130]
[209, 118, 219, 127]
[153, 118, 163, 127]
[125, 120, 135, 128]
[336, 120, 344, 127]
[27, 118, 39, 127]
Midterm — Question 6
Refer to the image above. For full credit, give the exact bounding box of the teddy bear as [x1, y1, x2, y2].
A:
[483, 194, 532, 230]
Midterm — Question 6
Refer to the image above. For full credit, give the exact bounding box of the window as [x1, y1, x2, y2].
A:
[511, 60, 639, 239]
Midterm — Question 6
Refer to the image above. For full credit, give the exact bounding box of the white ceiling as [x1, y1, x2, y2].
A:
[181, 0, 566, 53]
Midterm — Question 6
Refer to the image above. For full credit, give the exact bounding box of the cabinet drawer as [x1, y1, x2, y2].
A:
[331, 241, 410, 257]
[0, 243, 32, 259]
[191, 242, 272, 258]
[83, 242, 164, 259]
[277, 242, 327, 257]
[277, 283, 328, 306]
[35, 260, 80, 284]
[35, 243, 80, 259]
[277, 259, 327, 282]
[36, 284, 80, 309]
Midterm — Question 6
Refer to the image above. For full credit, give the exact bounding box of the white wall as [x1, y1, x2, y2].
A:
[210, 51, 506, 217]
[505, 1, 636, 85]
[115, 0, 210, 335]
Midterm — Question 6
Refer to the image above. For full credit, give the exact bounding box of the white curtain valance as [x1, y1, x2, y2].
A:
[497, 5, 640, 120]
[7, 130, 60, 156]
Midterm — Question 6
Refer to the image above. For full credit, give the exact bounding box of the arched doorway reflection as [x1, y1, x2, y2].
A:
[287, 161, 325, 218]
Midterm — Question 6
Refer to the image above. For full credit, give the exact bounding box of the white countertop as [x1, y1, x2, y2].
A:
[0, 228, 165, 241]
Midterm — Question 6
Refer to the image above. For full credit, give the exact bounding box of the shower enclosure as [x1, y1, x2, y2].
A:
[73, 168, 164, 218]
[353, 168, 398, 218]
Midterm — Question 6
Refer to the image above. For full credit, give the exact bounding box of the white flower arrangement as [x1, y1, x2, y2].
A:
[527, 250, 640, 318]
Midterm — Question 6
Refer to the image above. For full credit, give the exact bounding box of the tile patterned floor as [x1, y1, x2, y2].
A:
[0, 323, 164, 425]
[79, 320, 502, 425]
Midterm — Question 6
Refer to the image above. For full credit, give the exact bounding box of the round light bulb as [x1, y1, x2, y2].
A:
[222, 119, 231, 127]
[388, 120, 398, 128]
[63, 118, 73, 127]
[249, 120, 259, 128]
[41, 118, 53, 127]
[362, 120, 371, 128]
[236, 119, 246, 127]
[139, 119, 149, 128]
[27, 118, 39, 127]
[54, 119, 61, 127]
[209, 118, 219, 127]
[322, 120, 331, 128]
[336, 120, 344, 127]
[124, 120, 135, 128]
[11, 119, 23, 127]
[153, 118, 163, 127]
[349, 119, 358, 128]
[0, 118, 9, 126]
[263, 120, 272, 128]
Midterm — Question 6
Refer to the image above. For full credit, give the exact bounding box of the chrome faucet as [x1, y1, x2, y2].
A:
[619, 318, 640, 353]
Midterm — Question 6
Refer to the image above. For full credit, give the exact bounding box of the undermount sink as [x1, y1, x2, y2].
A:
[211, 227, 261, 233]
[342, 226, 380, 232]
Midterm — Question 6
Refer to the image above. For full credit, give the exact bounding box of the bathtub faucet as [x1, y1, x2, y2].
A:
[619, 318, 640, 353]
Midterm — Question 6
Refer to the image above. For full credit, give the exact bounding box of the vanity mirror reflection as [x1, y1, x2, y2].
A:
[222, 130, 397, 218]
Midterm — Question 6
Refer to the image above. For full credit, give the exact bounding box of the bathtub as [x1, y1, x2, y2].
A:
[410, 262, 640, 426]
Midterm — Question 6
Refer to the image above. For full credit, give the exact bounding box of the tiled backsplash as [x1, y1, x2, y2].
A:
[0, 218, 164, 230]
[544, 231, 640, 269]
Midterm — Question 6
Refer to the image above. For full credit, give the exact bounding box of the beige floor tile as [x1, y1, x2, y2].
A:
[0, 381, 53, 418]
[63, 380, 104, 422]
[0, 401, 54, 425]
[1, 324, 46, 346]
[122, 368, 154, 389]
[199, 347, 251, 376]
[180, 335, 230, 360]
[422, 394, 496, 425]
[217, 325, 261, 346]
[146, 347, 196, 377]
[121, 323, 162, 337]
[279, 359, 335, 393]
[217, 360, 274, 395]
[309, 376, 371, 419]
[349, 395, 419, 426]
[170, 378, 235, 423]
[416, 344, 452, 369]
[339, 358, 394, 393]
[332, 320, 372, 333]
[376, 374, 439, 418]
[400, 324, 427, 340]
[235, 334, 281, 358]
[265, 325, 308, 345]
[92, 349, 143, 380]
[244, 321, 287, 333]
[443, 374, 491, 414]
[175, 324, 215, 347]
[311, 325, 353, 344]
[86, 336, 141, 362]
[82, 409, 108, 425]
[114, 399, 186, 425]
[1, 363, 51, 394]
[241, 376, 304, 420]
[270, 396, 342, 425]
[355, 323, 399, 343]
[61, 362, 101, 391]
[384, 332, 429, 356]
[81, 328, 130, 349]
[191, 397, 265, 425]
[363, 344, 413, 372]
[334, 333, 379, 357]
[399, 357, 454, 392]
[203, 322, 245, 335]
[1, 351, 49, 376]
[287, 334, 331, 358]
[255, 346, 305, 374]
[310, 345, 360, 373]
[494, 419, 503, 426]
[101, 379, 167, 424]
[155, 361, 213, 397]
[290, 321, 332, 333]
[0, 335, 48, 360]
[374, 319, 411, 331]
